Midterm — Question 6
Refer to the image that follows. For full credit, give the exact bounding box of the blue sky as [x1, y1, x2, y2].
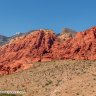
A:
[0, 0, 96, 36]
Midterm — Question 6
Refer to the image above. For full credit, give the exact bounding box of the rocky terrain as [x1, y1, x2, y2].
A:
[0, 60, 96, 96]
[58, 28, 77, 41]
[0, 27, 96, 75]
[0, 27, 96, 96]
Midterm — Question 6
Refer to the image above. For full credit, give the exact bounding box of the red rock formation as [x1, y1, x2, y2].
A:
[0, 27, 96, 75]
[0, 30, 56, 74]
[52, 26, 96, 60]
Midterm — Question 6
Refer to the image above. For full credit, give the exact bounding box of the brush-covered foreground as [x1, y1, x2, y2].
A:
[0, 94, 21, 96]
[0, 60, 96, 96]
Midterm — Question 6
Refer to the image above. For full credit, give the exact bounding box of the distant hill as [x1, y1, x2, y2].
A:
[0, 32, 25, 46]
[61, 28, 77, 36]
[57, 28, 77, 41]
[11, 32, 25, 39]
[0, 35, 9, 45]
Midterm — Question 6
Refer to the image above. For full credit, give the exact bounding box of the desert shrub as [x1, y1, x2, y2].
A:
[0, 94, 22, 96]
[0, 94, 16, 96]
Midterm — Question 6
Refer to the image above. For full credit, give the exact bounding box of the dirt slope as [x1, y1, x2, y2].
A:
[0, 60, 96, 96]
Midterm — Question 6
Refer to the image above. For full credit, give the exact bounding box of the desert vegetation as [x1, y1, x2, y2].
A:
[0, 94, 22, 96]
[0, 60, 96, 96]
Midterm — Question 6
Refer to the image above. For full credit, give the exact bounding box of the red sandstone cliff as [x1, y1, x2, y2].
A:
[0, 27, 96, 75]
[52, 27, 96, 60]
[0, 30, 56, 74]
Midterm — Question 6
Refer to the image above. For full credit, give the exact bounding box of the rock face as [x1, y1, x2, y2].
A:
[52, 27, 96, 60]
[0, 27, 96, 75]
[57, 28, 77, 41]
[68, 27, 96, 60]
[0, 30, 56, 74]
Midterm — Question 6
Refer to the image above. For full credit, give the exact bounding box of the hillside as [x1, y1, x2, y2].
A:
[0, 60, 96, 96]
[0, 27, 96, 75]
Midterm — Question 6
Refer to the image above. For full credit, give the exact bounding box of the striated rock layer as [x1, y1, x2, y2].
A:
[0, 27, 96, 75]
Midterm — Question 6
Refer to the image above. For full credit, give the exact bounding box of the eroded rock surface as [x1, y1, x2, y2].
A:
[0, 27, 96, 75]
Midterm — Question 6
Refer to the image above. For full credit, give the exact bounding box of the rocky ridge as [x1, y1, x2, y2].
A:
[0, 27, 96, 75]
